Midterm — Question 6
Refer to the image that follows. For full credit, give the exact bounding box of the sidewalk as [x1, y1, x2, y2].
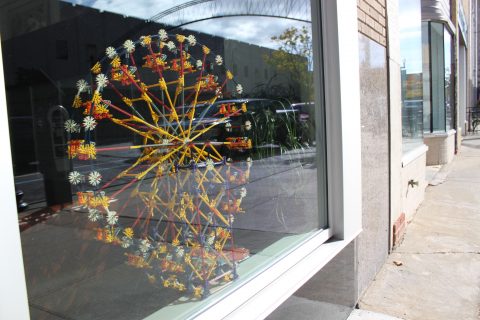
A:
[358, 136, 480, 320]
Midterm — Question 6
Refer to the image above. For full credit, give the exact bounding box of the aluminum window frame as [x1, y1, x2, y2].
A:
[0, 1, 362, 319]
[0, 35, 30, 320]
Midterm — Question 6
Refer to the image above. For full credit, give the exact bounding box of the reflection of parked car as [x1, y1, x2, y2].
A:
[133, 98, 315, 158]
[289, 102, 315, 146]
[198, 99, 315, 153]
[197, 99, 282, 149]
[289, 102, 315, 122]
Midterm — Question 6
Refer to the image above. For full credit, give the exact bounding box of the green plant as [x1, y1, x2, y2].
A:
[264, 26, 314, 102]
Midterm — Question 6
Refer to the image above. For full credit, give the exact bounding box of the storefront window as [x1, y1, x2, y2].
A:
[399, 0, 423, 153]
[444, 29, 454, 130]
[422, 21, 453, 133]
[430, 22, 446, 132]
[1, 0, 326, 319]
[422, 22, 431, 134]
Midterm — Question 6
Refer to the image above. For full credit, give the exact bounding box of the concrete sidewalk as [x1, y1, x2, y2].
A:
[358, 136, 480, 320]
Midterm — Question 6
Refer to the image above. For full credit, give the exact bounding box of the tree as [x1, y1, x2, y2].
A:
[264, 26, 313, 102]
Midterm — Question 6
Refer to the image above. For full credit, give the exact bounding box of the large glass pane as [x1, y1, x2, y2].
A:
[444, 28, 454, 131]
[399, 0, 423, 153]
[1, 0, 326, 319]
[430, 22, 446, 132]
[422, 22, 431, 133]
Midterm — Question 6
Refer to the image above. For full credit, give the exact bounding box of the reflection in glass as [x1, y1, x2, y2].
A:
[399, 0, 423, 152]
[444, 29, 453, 131]
[430, 22, 446, 132]
[422, 22, 431, 134]
[422, 21, 453, 133]
[2, 0, 325, 319]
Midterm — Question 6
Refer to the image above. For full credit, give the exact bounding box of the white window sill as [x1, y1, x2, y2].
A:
[145, 228, 361, 320]
[402, 144, 428, 167]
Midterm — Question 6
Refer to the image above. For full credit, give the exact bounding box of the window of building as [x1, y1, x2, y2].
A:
[0, 1, 362, 319]
[422, 22, 431, 133]
[444, 29, 454, 130]
[422, 21, 454, 133]
[399, 0, 423, 153]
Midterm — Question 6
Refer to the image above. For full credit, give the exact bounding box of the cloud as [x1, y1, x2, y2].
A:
[65, 0, 189, 19]
[186, 17, 310, 49]
[62, 0, 311, 49]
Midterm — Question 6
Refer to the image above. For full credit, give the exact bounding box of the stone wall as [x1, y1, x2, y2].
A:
[356, 33, 390, 298]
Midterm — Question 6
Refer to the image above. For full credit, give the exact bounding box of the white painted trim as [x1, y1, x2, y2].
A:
[159, 230, 362, 320]
[402, 144, 428, 167]
[0, 36, 30, 319]
[224, 232, 360, 320]
[323, 0, 362, 239]
[192, 230, 335, 320]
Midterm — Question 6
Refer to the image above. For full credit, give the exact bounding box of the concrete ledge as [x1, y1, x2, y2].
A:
[423, 130, 456, 165]
[424, 129, 456, 138]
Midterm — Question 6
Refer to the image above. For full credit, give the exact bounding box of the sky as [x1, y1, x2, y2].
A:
[63, 0, 312, 49]
[399, 0, 423, 74]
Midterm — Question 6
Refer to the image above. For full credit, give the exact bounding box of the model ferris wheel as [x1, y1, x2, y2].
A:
[66, 30, 251, 299]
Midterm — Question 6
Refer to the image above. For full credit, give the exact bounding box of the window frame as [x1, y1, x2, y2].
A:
[0, 36, 30, 320]
[0, 1, 362, 319]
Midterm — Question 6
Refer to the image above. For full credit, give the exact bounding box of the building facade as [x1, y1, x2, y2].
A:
[0, 0, 475, 319]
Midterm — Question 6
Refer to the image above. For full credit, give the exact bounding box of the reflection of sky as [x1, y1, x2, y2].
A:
[358, 35, 385, 68]
[399, 0, 422, 74]
[65, 0, 191, 16]
[186, 17, 310, 49]
[62, 0, 311, 49]
[444, 32, 452, 76]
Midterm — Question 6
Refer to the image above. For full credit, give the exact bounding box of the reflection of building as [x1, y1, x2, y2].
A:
[1, 1, 300, 175]
[0, 0, 61, 41]
[401, 68, 423, 138]
[224, 39, 295, 98]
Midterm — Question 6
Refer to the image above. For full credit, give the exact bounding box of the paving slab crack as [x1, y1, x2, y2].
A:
[394, 251, 480, 255]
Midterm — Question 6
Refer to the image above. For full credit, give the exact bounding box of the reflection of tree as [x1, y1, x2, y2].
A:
[263, 26, 313, 102]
